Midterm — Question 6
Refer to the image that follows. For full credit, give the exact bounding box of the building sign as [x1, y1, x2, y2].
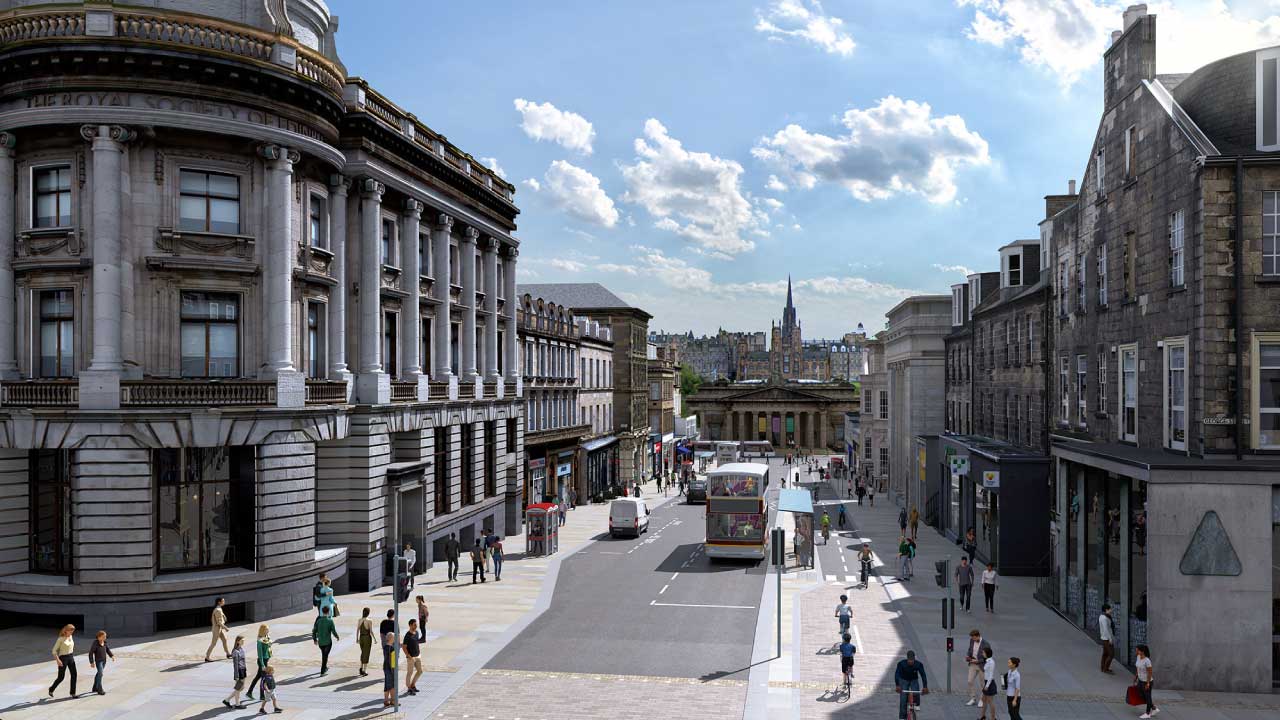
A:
[786, 416, 795, 433]
[982, 470, 1000, 489]
[529, 458, 546, 470]
[1202, 416, 1248, 425]
[949, 455, 970, 476]
[556, 463, 573, 476]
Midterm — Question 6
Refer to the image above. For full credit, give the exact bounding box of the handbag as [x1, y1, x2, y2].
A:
[1125, 684, 1144, 706]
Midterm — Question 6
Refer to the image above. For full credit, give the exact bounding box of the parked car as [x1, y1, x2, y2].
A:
[686, 477, 708, 503]
[608, 498, 650, 537]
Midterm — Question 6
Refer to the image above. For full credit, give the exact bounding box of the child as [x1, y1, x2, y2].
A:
[257, 664, 282, 714]
[88, 630, 114, 695]
[223, 635, 247, 709]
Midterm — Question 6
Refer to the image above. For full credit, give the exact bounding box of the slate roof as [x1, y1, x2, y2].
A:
[517, 283, 632, 310]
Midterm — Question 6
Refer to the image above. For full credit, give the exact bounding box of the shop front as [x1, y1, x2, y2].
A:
[937, 435, 1050, 576]
[581, 435, 619, 500]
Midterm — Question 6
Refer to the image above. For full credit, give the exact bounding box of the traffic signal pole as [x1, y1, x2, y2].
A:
[935, 554, 954, 694]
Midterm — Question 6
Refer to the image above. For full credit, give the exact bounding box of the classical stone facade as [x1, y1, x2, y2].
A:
[883, 296, 950, 510]
[686, 381, 858, 453]
[0, 0, 523, 630]
[858, 336, 888, 488]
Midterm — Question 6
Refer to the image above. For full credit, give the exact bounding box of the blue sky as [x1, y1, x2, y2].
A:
[330, 1, 1280, 338]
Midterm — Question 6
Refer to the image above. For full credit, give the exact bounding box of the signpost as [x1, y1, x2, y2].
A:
[771, 526, 785, 656]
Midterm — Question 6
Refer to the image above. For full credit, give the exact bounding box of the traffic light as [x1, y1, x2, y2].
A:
[935, 559, 948, 589]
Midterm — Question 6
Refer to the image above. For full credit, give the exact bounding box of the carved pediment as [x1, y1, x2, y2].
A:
[719, 385, 835, 403]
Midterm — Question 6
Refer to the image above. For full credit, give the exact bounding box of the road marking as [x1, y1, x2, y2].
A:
[598, 551, 623, 555]
[671, 573, 680, 581]
[659, 584, 669, 594]
[650, 600, 755, 609]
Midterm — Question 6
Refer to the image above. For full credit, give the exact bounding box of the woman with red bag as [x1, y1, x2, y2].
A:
[1133, 645, 1158, 718]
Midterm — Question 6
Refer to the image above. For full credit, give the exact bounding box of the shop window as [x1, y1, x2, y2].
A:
[180, 291, 239, 378]
[38, 289, 74, 378]
[179, 170, 240, 234]
[32, 165, 72, 228]
[155, 447, 255, 572]
[462, 423, 475, 506]
[29, 450, 71, 574]
[434, 426, 451, 516]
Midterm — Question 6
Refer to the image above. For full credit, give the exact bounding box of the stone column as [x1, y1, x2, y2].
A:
[503, 246, 519, 389]
[327, 175, 351, 383]
[431, 214, 453, 381]
[818, 410, 828, 450]
[80, 125, 134, 409]
[0, 132, 17, 378]
[356, 179, 388, 404]
[482, 236, 500, 381]
[259, 145, 300, 379]
[459, 227, 479, 385]
[400, 199, 423, 379]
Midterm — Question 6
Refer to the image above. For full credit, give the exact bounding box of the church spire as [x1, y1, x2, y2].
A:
[785, 275, 794, 312]
[782, 275, 797, 331]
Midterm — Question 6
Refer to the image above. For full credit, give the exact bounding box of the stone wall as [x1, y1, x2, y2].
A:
[257, 436, 316, 570]
[0, 450, 27, 577]
[74, 445, 152, 584]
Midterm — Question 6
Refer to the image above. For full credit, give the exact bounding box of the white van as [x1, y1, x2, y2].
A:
[608, 498, 650, 537]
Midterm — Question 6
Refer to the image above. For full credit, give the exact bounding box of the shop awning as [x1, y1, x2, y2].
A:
[676, 446, 692, 455]
[695, 450, 716, 459]
[580, 435, 618, 453]
[778, 488, 814, 515]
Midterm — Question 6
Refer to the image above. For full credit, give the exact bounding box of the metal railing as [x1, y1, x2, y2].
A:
[0, 380, 78, 406]
[121, 380, 275, 406]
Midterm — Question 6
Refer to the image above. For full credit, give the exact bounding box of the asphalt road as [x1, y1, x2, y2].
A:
[488, 471, 777, 681]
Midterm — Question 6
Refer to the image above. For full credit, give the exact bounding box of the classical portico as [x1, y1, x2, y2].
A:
[686, 382, 860, 452]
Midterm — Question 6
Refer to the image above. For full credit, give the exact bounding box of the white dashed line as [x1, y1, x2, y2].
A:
[650, 600, 756, 609]
[659, 584, 669, 594]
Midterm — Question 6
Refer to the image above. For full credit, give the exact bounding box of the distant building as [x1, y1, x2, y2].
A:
[577, 317, 617, 499]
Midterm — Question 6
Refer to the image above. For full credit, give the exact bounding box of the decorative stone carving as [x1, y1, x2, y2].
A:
[18, 228, 81, 257]
[156, 227, 256, 259]
[360, 178, 385, 198]
[403, 198, 423, 218]
[436, 213, 453, 232]
[1178, 510, 1242, 576]
[0, 132, 14, 151]
[381, 265, 402, 290]
[256, 144, 300, 164]
[481, 235, 499, 251]
[504, 245, 520, 259]
[79, 125, 136, 143]
[462, 227, 479, 244]
[329, 174, 351, 193]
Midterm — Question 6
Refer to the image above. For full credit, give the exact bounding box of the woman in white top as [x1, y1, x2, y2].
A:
[979, 646, 998, 720]
[1134, 644, 1157, 718]
[981, 563, 998, 613]
[1005, 656, 1022, 720]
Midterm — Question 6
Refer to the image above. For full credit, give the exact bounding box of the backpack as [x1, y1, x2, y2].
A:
[312, 581, 323, 607]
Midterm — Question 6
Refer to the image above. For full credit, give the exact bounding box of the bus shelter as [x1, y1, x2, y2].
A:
[778, 488, 814, 569]
[525, 503, 560, 557]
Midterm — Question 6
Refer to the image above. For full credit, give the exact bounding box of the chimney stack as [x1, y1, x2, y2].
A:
[1068, 179, 1076, 195]
[1123, 4, 1148, 31]
[1110, 30, 1122, 45]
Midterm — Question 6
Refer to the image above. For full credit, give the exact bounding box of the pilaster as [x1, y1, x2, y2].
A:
[258, 144, 304, 407]
[432, 213, 454, 380]
[459, 226, 479, 384]
[502, 245, 519, 388]
[400, 198, 423, 379]
[482, 235, 500, 381]
[0, 132, 17, 378]
[357, 178, 389, 404]
[327, 175, 352, 385]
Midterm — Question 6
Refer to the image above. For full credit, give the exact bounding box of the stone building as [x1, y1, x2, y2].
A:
[859, 335, 888, 489]
[648, 345, 678, 476]
[517, 294, 588, 506]
[1044, 6, 1280, 690]
[577, 316, 616, 499]
[0, 0, 524, 631]
[769, 277, 803, 382]
[518, 283, 652, 486]
[884, 296, 950, 511]
[686, 380, 859, 452]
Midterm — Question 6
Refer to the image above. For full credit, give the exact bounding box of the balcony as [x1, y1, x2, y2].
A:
[305, 380, 348, 405]
[121, 380, 276, 406]
[390, 381, 419, 403]
[0, 380, 78, 406]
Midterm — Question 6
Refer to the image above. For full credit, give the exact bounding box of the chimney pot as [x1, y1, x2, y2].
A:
[1069, 179, 1076, 194]
[1111, 30, 1122, 45]
[1123, 4, 1148, 31]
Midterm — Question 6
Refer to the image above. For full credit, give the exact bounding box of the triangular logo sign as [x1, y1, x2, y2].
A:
[1178, 510, 1242, 576]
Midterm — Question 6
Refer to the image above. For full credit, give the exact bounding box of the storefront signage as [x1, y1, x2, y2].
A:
[528, 458, 546, 470]
[949, 455, 970, 475]
[1202, 416, 1247, 425]
[982, 470, 1000, 489]
[556, 462, 573, 476]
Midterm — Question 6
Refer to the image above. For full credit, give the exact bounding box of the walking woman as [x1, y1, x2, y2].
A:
[981, 562, 999, 613]
[381, 631, 397, 707]
[223, 635, 247, 709]
[317, 576, 336, 618]
[492, 536, 505, 581]
[246, 624, 272, 699]
[49, 623, 77, 698]
[88, 630, 114, 695]
[1134, 645, 1158, 718]
[357, 607, 375, 677]
[979, 646, 998, 720]
[1005, 656, 1023, 720]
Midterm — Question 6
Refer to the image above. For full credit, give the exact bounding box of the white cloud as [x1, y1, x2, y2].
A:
[522, 177, 541, 192]
[957, 1, 1280, 87]
[766, 174, 789, 192]
[620, 118, 768, 257]
[513, 98, 596, 154]
[530, 160, 620, 228]
[564, 227, 597, 243]
[792, 223, 803, 230]
[753, 95, 990, 204]
[763, 197, 785, 212]
[547, 258, 589, 273]
[933, 263, 976, 276]
[755, 0, 856, 57]
[480, 156, 507, 179]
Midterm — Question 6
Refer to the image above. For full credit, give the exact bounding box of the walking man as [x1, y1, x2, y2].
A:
[898, 507, 908, 537]
[403, 620, 423, 695]
[1099, 604, 1116, 674]
[963, 629, 992, 707]
[856, 482, 865, 506]
[908, 505, 920, 540]
[312, 605, 339, 676]
[402, 542, 417, 590]
[444, 532, 461, 582]
[471, 539, 487, 583]
[204, 597, 231, 662]
[897, 536, 911, 581]
[955, 557, 975, 612]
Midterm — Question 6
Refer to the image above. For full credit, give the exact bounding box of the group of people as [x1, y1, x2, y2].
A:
[438, 531, 505, 584]
[957, 629, 1023, 720]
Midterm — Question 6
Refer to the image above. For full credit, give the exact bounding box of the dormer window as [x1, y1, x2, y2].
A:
[1257, 49, 1280, 151]
[1008, 253, 1021, 287]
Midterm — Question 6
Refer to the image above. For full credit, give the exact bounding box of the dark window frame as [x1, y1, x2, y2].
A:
[180, 291, 240, 378]
[38, 288, 74, 378]
[178, 169, 241, 234]
[32, 164, 72, 229]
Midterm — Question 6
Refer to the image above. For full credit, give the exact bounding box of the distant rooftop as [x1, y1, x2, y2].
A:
[518, 283, 632, 311]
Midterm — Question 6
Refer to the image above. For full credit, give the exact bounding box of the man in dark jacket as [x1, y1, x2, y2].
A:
[443, 533, 461, 582]
[894, 650, 929, 719]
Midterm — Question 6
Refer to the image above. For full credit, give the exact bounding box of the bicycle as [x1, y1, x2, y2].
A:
[821, 525, 830, 545]
[900, 689, 922, 720]
[859, 559, 872, 589]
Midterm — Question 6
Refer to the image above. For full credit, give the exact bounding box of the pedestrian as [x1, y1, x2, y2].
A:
[956, 557, 975, 612]
[444, 532, 460, 582]
[908, 505, 920, 540]
[1099, 604, 1116, 674]
[655, 474, 662, 494]
[256, 664, 282, 715]
[246, 624, 272, 700]
[312, 605, 339, 676]
[204, 596, 231, 662]
[471, 539, 486, 583]
[403, 620, 423, 695]
[906, 537, 917, 578]
[868, 481, 875, 507]
[483, 529, 495, 573]
[1134, 644, 1157, 718]
[492, 535, 505, 581]
[88, 630, 114, 696]
[415, 595, 429, 643]
[49, 623, 77, 698]
[570, 486, 578, 509]
[223, 635, 247, 709]
[381, 631, 397, 707]
[1005, 656, 1023, 720]
[357, 607, 375, 677]
[634, 481, 641, 498]
[963, 629, 991, 707]
[403, 542, 417, 589]
[317, 575, 336, 618]
[856, 483, 865, 506]
[558, 502, 566, 527]
[963, 527, 978, 564]
[312, 573, 326, 612]
[981, 562, 998, 612]
[979, 646, 998, 720]
[897, 535, 911, 581]
[898, 507, 908, 536]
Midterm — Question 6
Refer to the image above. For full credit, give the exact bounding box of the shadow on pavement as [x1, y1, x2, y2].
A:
[332, 678, 383, 692]
[327, 697, 397, 720]
[0, 695, 82, 714]
[655, 544, 748, 574]
[273, 633, 312, 645]
[160, 661, 207, 672]
[698, 655, 777, 682]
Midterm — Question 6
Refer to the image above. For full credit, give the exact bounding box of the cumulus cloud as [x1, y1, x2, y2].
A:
[957, 1, 1280, 87]
[933, 263, 976, 276]
[480, 156, 507, 179]
[755, 0, 856, 56]
[766, 174, 789, 192]
[528, 160, 620, 228]
[763, 197, 785, 212]
[620, 119, 768, 258]
[513, 98, 596, 154]
[752, 95, 990, 204]
[547, 258, 589, 273]
[522, 177, 541, 192]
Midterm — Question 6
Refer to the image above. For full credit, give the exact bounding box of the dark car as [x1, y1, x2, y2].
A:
[687, 478, 708, 503]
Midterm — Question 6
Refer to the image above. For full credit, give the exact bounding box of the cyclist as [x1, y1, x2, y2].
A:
[894, 650, 929, 720]
[857, 543, 874, 588]
[820, 511, 831, 544]
[834, 594, 852, 638]
[838, 632, 856, 689]
[837, 504, 847, 530]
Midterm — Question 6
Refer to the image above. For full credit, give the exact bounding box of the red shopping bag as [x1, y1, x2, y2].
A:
[1125, 684, 1144, 706]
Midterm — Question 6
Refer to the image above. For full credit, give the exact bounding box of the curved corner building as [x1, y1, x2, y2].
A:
[0, 0, 524, 632]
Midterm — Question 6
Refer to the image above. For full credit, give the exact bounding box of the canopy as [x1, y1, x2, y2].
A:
[694, 451, 716, 458]
[778, 488, 814, 515]
[676, 446, 692, 455]
[581, 435, 618, 453]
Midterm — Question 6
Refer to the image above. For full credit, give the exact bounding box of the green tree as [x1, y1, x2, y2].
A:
[679, 365, 702, 401]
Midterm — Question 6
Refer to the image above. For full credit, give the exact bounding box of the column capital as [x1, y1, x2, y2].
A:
[402, 198, 424, 218]
[503, 245, 520, 259]
[255, 143, 299, 164]
[359, 177, 385, 199]
[328, 174, 351, 195]
[481, 235, 500, 251]
[80, 125, 136, 144]
[461, 226, 479, 245]
[435, 213, 454, 233]
[0, 131, 14, 151]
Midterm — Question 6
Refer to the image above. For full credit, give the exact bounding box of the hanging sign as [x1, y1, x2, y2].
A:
[982, 470, 1000, 489]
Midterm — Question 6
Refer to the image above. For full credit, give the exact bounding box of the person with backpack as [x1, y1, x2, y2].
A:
[471, 539, 487, 583]
[898, 508, 908, 536]
[444, 533, 461, 582]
